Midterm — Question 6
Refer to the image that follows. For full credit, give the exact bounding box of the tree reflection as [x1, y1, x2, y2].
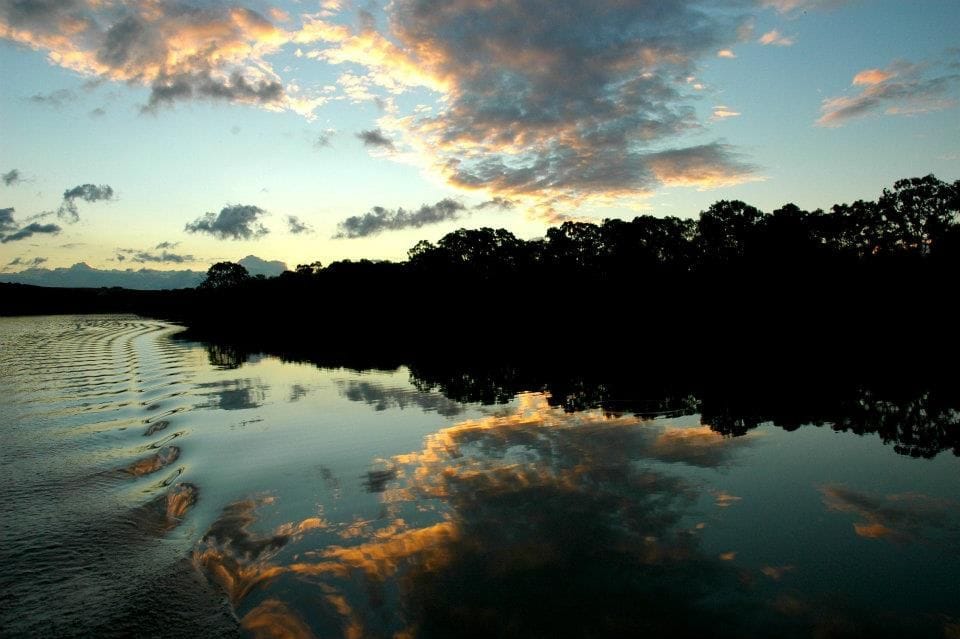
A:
[190, 335, 960, 459]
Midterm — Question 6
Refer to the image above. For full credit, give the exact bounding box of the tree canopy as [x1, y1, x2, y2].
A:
[200, 262, 251, 290]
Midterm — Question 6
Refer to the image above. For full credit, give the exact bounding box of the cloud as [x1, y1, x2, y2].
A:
[817, 59, 960, 127]
[474, 197, 516, 210]
[760, 0, 856, 12]
[6, 256, 47, 268]
[0, 1, 329, 118]
[0, 206, 15, 231]
[88, 107, 106, 118]
[646, 143, 756, 188]
[309, 0, 758, 207]
[711, 106, 741, 120]
[314, 130, 335, 148]
[758, 30, 794, 46]
[128, 250, 197, 264]
[852, 68, 893, 86]
[717, 49, 737, 59]
[185, 204, 269, 240]
[286, 215, 313, 235]
[1, 222, 62, 243]
[2, 169, 20, 186]
[155, 241, 179, 249]
[58, 183, 115, 222]
[142, 70, 284, 114]
[63, 183, 114, 202]
[28, 88, 76, 108]
[356, 128, 395, 151]
[334, 198, 466, 238]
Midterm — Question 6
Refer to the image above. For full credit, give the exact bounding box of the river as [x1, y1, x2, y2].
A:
[2, 315, 958, 638]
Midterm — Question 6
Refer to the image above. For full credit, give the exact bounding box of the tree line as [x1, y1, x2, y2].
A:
[9, 175, 954, 376]
[203, 174, 959, 290]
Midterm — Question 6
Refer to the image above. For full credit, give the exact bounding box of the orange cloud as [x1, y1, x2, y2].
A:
[818, 59, 959, 127]
[759, 29, 795, 46]
[647, 144, 759, 190]
[853, 68, 894, 86]
[0, 2, 327, 117]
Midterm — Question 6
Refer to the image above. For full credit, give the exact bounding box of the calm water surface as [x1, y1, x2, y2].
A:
[2, 315, 958, 638]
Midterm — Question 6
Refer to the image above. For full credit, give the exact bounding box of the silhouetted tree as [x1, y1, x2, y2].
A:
[876, 175, 959, 255]
[438, 227, 528, 276]
[296, 261, 324, 276]
[756, 203, 824, 265]
[826, 199, 885, 257]
[600, 216, 696, 274]
[695, 200, 764, 265]
[545, 221, 605, 272]
[200, 262, 250, 290]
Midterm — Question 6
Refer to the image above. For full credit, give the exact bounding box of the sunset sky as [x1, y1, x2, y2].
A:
[1, 0, 958, 272]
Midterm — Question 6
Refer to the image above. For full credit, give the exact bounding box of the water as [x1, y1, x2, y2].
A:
[2, 315, 958, 638]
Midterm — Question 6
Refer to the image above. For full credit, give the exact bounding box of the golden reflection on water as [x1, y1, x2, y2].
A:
[164, 483, 198, 523]
[195, 394, 763, 637]
[241, 599, 318, 639]
[186, 392, 960, 638]
[121, 445, 180, 476]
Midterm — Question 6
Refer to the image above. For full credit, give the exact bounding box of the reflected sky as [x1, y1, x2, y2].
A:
[196, 379, 269, 411]
[337, 379, 467, 417]
[3, 316, 959, 638]
[191, 394, 960, 638]
[821, 485, 960, 545]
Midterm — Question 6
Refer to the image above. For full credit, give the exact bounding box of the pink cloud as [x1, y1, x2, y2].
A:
[818, 59, 959, 127]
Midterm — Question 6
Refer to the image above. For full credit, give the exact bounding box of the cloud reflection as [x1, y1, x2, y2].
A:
[196, 394, 767, 636]
[820, 485, 960, 544]
[336, 379, 466, 416]
[196, 379, 268, 410]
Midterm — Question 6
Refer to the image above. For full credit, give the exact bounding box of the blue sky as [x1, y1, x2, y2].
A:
[0, 0, 957, 272]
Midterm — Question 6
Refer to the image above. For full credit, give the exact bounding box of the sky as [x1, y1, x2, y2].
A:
[0, 0, 958, 272]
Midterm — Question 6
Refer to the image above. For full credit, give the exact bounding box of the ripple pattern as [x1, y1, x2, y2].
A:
[0, 315, 237, 638]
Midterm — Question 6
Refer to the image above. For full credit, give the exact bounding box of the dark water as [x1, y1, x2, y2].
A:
[2, 315, 959, 638]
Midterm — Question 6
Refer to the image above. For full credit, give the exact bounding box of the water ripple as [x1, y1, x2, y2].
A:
[0, 315, 234, 638]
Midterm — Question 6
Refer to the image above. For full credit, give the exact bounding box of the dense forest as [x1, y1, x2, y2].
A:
[178, 175, 960, 351]
[4, 174, 959, 366]
[254, 174, 960, 284]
